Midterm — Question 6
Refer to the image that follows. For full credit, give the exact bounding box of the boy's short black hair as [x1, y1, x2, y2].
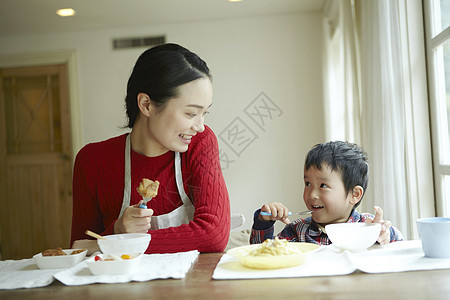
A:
[304, 141, 369, 208]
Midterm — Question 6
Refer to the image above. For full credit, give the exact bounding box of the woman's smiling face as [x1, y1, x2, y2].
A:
[147, 77, 212, 155]
[303, 164, 357, 227]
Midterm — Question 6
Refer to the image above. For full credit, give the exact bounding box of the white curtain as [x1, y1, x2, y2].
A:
[323, 0, 435, 239]
[359, 0, 408, 236]
[323, 0, 361, 144]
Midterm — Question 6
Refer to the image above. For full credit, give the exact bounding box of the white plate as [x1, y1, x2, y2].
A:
[86, 253, 143, 275]
[33, 249, 87, 269]
[227, 242, 320, 269]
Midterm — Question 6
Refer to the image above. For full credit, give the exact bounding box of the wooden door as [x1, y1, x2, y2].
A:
[0, 64, 73, 260]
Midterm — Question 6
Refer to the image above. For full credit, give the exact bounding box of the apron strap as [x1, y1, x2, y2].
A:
[119, 134, 132, 219]
[175, 152, 192, 206]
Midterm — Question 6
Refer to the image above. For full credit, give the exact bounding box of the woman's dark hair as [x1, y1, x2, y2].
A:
[125, 43, 212, 128]
[304, 141, 369, 208]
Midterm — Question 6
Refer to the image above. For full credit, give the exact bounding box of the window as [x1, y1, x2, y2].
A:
[424, 0, 450, 216]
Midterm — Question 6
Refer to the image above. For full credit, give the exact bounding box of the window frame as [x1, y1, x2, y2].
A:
[423, 0, 450, 216]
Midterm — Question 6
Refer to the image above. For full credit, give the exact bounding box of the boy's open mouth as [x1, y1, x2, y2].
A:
[312, 205, 324, 209]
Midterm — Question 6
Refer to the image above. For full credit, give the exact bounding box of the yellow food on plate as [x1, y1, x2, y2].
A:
[227, 238, 319, 269]
[137, 178, 160, 198]
[248, 237, 299, 256]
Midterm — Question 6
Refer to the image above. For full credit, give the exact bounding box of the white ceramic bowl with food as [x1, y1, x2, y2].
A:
[33, 249, 87, 269]
[325, 222, 381, 252]
[86, 253, 143, 275]
[97, 233, 151, 254]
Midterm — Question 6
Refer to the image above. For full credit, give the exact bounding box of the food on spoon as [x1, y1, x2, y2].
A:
[249, 237, 300, 257]
[137, 178, 160, 198]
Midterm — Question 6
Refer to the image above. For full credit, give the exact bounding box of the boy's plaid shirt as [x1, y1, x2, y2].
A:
[250, 209, 404, 245]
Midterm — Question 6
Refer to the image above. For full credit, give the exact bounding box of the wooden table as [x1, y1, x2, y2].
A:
[1, 252, 450, 299]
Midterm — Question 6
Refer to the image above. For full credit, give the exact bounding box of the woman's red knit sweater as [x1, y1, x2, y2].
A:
[70, 126, 230, 253]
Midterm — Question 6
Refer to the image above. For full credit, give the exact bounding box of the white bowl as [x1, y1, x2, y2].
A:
[325, 222, 381, 252]
[86, 253, 143, 275]
[33, 249, 87, 269]
[97, 233, 151, 254]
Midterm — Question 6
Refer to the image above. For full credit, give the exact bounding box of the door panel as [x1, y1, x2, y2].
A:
[0, 64, 72, 259]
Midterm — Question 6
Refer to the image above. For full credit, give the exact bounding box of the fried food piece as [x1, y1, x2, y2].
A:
[42, 247, 66, 256]
[137, 178, 160, 198]
[70, 249, 86, 255]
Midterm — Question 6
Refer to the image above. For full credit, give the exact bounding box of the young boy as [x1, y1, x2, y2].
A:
[250, 141, 403, 245]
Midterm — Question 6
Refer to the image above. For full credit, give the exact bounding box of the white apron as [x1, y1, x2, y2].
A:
[118, 134, 195, 229]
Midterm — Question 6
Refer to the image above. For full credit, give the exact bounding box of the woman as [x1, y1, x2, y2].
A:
[71, 43, 230, 253]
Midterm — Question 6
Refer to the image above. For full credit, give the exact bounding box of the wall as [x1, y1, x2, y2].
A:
[0, 12, 324, 233]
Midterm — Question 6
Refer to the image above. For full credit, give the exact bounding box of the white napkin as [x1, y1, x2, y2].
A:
[54, 250, 199, 286]
[350, 240, 450, 273]
[0, 259, 57, 289]
[213, 240, 450, 280]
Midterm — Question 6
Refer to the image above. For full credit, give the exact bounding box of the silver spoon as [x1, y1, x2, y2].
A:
[260, 210, 312, 216]
[139, 197, 152, 209]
